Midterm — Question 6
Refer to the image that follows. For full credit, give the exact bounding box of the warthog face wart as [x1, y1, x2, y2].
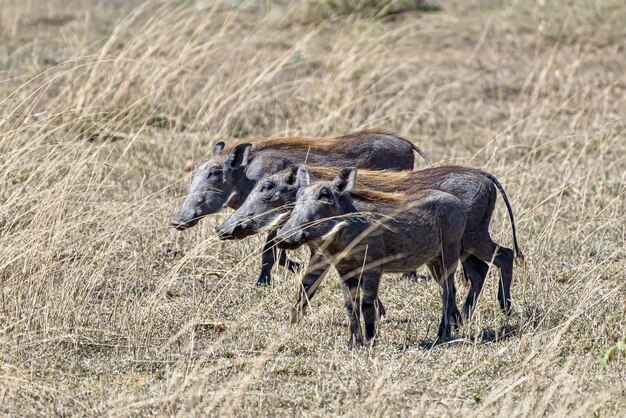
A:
[171, 141, 252, 230]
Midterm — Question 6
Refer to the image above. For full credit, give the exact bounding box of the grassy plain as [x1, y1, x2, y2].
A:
[0, 0, 624, 416]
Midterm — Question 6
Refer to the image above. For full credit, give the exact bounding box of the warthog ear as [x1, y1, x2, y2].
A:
[333, 167, 357, 193]
[212, 141, 225, 157]
[224, 143, 252, 170]
[286, 165, 298, 185]
[295, 165, 310, 187]
[286, 164, 305, 186]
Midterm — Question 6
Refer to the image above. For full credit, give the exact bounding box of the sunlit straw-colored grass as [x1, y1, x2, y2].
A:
[0, 0, 624, 416]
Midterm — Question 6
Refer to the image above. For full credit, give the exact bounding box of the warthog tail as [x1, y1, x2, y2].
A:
[483, 172, 524, 264]
[408, 142, 432, 165]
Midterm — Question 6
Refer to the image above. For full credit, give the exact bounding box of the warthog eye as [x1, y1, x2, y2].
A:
[207, 168, 222, 179]
[318, 188, 333, 202]
[260, 182, 275, 193]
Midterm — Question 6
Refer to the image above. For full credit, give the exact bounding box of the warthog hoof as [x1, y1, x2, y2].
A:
[437, 325, 453, 341]
[499, 299, 512, 316]
[256, 272, 271, 286]
[347, 333, 364, 350]
[346, 339, 360, 350]
[290, 304, 308, 324]
[451, 310, 464, 329]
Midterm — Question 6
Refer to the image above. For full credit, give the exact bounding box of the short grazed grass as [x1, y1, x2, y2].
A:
[0, 0, 624, 416]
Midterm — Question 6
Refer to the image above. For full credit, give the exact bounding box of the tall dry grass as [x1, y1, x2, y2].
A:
[0, 0, 624, 416]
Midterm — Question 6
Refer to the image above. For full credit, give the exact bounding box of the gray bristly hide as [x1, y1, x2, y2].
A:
[276, 167, 467, 348]
[217, 163, 524, 321]
[171, 131, 430, 286]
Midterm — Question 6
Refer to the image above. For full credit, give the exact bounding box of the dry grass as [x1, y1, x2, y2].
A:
[1, 0, 625, 416]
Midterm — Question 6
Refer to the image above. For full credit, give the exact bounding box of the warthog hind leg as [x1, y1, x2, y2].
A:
[470, 239, 515, 315]
[461, 255, 489, 319]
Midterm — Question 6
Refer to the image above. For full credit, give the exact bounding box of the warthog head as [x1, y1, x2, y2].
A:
[215, 165, 305, 240]
[277, 166, 357, 250]
[171, 141, 252, 230]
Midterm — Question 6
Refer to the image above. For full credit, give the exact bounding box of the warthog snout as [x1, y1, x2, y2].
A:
[215, 223, 241, 240]
[170, 216, 199, 230]
[215, 218, 254, 240]
[171, 194, 212, 231]
[170, 219, 188, 230]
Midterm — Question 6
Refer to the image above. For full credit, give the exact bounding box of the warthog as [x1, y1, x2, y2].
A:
[275, 167, 467, 346]
[216, 164, 523, 321]
[171, 131, 430, 285]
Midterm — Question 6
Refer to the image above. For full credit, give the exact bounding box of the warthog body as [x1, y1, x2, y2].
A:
[216, 164, 523, 320]
[171, 131, 430, 285]
[275, 168, 467, 345]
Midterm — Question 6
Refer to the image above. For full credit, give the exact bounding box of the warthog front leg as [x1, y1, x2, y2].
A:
[429, 255, 460, 340]
[291, 250, 332, 323]
[277, 247, 301, 273]
[438, 273, 458, 340]
[291, 249, 387, 323]
[257, 230, 301, 286]
[341, 276, 363, 349]
[361, 269, 382, 345]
